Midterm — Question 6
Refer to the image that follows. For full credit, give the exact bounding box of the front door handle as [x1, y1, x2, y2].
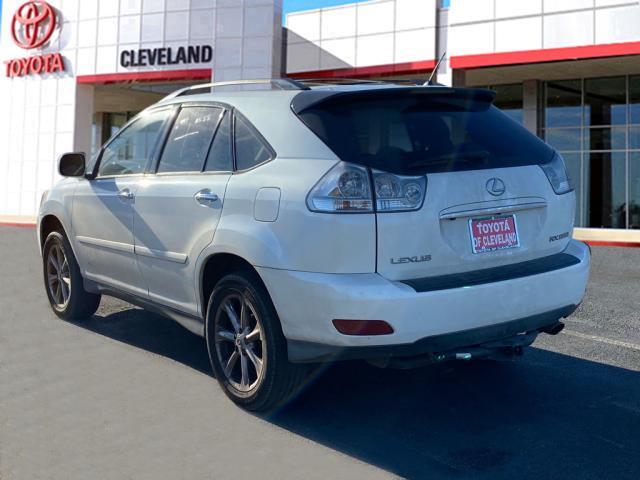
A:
[195, 190, 219, 206]
[117, 188, 134, 201]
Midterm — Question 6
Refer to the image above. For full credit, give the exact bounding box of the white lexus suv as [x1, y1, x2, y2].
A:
[38, 79, 590, 411]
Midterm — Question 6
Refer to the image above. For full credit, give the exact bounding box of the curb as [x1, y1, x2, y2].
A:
[0, 222, 36, 229]
[583, 240, 640, 248]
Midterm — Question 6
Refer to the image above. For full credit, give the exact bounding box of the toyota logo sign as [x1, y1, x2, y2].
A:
[11, 1, 57, 50]
[4, 1, 65, 77]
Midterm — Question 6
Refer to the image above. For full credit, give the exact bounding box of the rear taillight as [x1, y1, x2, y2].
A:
[307, 162, 426, 213]
[306, 162, 373, 213]
[373, 169, 426, 212]
[540, 152, 573, 195]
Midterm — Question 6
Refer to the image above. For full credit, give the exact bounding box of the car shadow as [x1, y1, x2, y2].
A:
[76, 304, 212, 375]
[73, 305, 640, 480]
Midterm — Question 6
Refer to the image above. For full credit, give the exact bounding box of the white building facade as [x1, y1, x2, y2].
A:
[0, 0, 282, 218]
[1, 0, 639, 237]
[285, 0, 640, 236]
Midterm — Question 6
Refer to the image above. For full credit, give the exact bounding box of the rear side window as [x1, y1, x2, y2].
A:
[205, 110, 233, 172]
[235, 115, 273, 171]
[297, 92, 554, 175]
[157, 106, 223, 173]
[98, 109, 171, 177]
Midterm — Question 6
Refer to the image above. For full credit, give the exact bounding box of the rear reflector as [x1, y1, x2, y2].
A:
[332, 319, 394, 336]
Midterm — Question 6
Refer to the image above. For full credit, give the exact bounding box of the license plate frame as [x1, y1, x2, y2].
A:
[469, 214, 520, 254]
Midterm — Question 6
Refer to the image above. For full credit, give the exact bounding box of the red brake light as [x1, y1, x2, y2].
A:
[332, 319, 394, 336]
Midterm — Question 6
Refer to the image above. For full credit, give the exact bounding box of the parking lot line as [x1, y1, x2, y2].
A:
[563, 330, 640, 352]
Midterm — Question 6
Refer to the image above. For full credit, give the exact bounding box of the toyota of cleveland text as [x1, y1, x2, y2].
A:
[38, 78, 590, 411]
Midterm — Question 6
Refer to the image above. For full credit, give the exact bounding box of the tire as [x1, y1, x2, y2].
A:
[205, 270, 308, 412]
[42, 230, 101, 320]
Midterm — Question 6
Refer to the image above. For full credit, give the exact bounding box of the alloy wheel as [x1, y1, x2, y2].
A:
[214, 291, 265, 393]
[46, 242, 71, 310]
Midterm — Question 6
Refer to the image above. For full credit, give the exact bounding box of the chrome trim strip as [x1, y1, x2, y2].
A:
[439, 201, 547, 220]
[134, 245, 188, 264]
[76, 236, 134, 254]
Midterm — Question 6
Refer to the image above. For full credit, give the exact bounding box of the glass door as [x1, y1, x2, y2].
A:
[542, 76, 640, 230]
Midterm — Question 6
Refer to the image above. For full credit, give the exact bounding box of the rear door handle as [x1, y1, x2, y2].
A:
[195, 190, 219, 206]
[117, 188, 134, 201]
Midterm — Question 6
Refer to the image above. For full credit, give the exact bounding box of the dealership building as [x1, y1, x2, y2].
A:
[1, 0, 639, 242]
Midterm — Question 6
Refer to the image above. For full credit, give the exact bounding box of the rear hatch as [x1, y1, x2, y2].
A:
[294, 87, 575, 282]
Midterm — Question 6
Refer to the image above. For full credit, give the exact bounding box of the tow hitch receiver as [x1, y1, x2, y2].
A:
[372, 331, 538, 369]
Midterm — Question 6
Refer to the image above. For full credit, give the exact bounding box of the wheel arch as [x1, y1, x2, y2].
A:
[199, 252, 271, 319]
[39, 214, 87, 282]
[39, 214, 67, 251]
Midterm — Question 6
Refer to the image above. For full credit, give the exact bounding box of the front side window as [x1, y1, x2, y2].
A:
[98, 109, 171, 177]
[235, 115, 273, 170]
[157, 106, 223, 173]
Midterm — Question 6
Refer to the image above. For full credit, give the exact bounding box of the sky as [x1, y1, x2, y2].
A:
[282, 0, 370, 16]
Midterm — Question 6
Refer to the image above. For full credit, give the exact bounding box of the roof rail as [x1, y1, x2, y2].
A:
[162, 78, 309, 101]
[295, 78, 386, 85]
[294, 77, 428, 87]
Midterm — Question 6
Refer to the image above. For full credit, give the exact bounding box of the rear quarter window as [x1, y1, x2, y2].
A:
[234, 115, 273, 171]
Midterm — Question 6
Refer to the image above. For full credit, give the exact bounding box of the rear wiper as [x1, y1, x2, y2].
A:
[408, 150, 490, 169]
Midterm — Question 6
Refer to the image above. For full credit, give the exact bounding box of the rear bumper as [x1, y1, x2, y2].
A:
[286, 305, 575, 362]
[257, 240, 590, 362]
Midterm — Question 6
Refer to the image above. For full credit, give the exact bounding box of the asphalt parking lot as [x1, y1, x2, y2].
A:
[1, 226, 639, 480]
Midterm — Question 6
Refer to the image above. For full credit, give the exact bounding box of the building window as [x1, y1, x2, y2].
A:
[91, 111, 138, 155]
[543, 76, 640, 229]
[630, 153, 640, 229]
[545, 80, 582, 128]
[491, 84, 524, 124]
[584, 77, 626, 127]
[586, 152, 627, 229]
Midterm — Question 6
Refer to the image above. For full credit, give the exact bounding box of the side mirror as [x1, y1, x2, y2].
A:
[58, 152, 86, 177]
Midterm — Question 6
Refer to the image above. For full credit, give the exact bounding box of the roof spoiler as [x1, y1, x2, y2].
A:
[291, 87, 497, 114]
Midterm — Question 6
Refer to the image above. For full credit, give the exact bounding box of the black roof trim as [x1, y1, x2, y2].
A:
[291, 87, 497, 114]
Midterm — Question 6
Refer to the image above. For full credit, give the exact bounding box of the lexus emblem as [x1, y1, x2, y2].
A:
[486, 178, 506, 196]
[11, 1, 57, 50]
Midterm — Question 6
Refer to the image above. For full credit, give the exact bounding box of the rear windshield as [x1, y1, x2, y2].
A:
[296, 91, 554, 175]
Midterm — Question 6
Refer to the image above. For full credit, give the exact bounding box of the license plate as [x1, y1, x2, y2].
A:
[469, 215, 520, 254]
